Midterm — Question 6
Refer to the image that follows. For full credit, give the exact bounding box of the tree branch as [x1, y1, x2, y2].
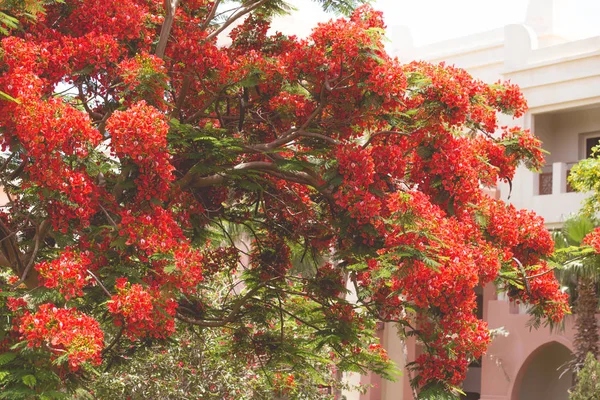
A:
[362, 130, 411, 149]
[199, 0, 221, 32]
[87, 269, 112, 298]
[8, 158, 28, 181]
[172, 75, 192, 119]
[0, 153, 15, 174]
[99, 204, 118, 229]
[0, 217, 23, 278]
[11, 219, 50, 289]
[176, 283, 265, 327]
[101, 325, 124, 355]
[178, 160, 326, 198]
[183, 94, 219, 123]
[205, 0, 269, 42]
[77, 82, 103, 120]
[155, 0, 181, 59]
[247, 90, 329, 151]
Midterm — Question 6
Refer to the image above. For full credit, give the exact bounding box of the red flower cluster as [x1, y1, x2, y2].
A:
[107, 101, 174, 202]
[18, 304, 104, 370]
[523, 261, 569, 323]
[59, 0, 150, 42]
[107, 278, 177, 340]
[583, 228, 600, 252]
[171, 247, 204, 292]
[415, 314, 489, 386]
[118, 206, 185, 255]
[489, 80, 528, 118]
[36, 249, 93, 300]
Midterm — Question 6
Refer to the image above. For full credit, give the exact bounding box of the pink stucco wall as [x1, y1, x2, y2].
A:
[480, 285, 576, 400]
[360, 281, 580, 400]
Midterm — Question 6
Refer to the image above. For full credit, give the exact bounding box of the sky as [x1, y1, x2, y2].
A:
[269, 0, 600, 47]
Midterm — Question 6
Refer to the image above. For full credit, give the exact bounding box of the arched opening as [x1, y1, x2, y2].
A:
[513, 341, 574, 400]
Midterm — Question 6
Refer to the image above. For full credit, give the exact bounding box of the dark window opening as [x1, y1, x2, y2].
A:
[475, 293, 484, 320]
[539, 172, 552, 195]
[585, 136, 600, 158]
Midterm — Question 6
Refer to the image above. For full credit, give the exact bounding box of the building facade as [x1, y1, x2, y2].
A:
[348, 1, 600, 399]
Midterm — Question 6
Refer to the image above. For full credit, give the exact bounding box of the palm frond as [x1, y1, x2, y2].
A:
[562, 215, 595, 246]
[312, 0, 364, 16]
[552, 215, 600, 306]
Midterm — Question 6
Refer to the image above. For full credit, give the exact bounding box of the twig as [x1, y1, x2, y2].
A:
[0, 153, 15, 174]
[526, 266, 559, 280]
[0, 231, 16, 245]
[10, 220, 49, 289]
[184, 95, 219, 123]
[199, 0, 221, 32]
[176, 283, 265, 327]
[205, 0, 269, 42]
[101, 325, 124, 355]
[513, 257, 531, 294]
[99, 204, 118, 229]
[87, 269, 112, 298]
[362, 130, 412, 148]
[276, 292, 284, 342]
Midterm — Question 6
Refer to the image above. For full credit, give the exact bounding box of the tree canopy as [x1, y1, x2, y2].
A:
[0, 0, 569, 397]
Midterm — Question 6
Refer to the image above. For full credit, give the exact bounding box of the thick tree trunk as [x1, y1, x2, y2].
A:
[574, 277, 599, 370]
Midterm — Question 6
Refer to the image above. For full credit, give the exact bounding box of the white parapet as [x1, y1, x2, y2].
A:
[552, 162, 568, 195]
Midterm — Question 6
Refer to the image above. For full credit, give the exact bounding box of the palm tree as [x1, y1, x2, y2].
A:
[553, 215, 600, 370]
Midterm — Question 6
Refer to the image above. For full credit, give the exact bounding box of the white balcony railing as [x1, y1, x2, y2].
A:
[536, 162, 578, 196]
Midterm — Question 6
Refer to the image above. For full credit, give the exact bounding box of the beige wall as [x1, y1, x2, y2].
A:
[536, 106, 600, 166]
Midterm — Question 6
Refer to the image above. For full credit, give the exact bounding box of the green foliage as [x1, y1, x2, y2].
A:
[568, 155, 600, 216]
[0, 11, 18, 35]
[0, 0, 62, 35]
[562, 216, 596, 247]
[87, 312, 394, 399]
[552, 215, 600, 306]
[0, 349, 67, 399]
[570, 353, 600, 400]
[312, 0, 365, 16]
[235, 0, 366, 18]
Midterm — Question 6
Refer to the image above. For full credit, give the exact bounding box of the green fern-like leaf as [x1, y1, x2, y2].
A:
[0, 352, 16, 366]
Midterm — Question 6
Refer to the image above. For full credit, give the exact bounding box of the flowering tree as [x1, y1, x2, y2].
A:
[0, 0, 569, 397]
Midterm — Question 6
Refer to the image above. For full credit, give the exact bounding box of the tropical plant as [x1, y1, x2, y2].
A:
[553, 215, 599, 370]
[0, 0, 569, 398]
